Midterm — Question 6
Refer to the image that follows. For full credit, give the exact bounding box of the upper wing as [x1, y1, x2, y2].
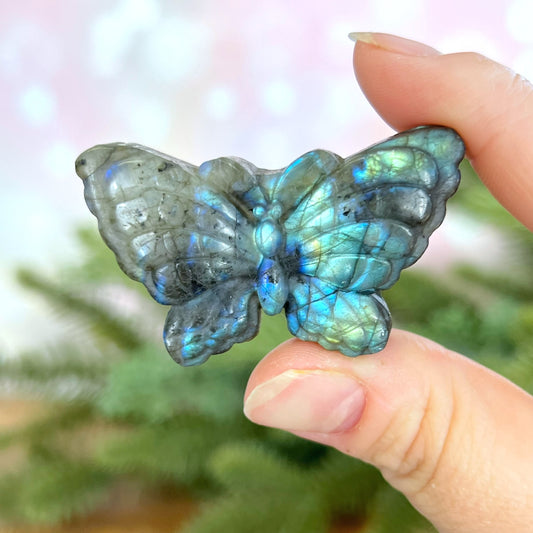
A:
[283, 126, 465, 292]
[76, 143, 261, 304]
[76, 144, 262, 364]
[261, 149, 343, 213]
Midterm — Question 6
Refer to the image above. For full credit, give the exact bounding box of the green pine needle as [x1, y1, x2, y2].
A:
[0, 459, 110, 524]
[16, 267, 144, 351]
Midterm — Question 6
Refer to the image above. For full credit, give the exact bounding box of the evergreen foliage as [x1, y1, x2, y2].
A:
[0, 161, 531, 531]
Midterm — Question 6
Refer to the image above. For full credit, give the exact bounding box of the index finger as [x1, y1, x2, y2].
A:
[352, 33, 533, 231]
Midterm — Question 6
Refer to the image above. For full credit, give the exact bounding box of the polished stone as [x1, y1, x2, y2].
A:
[76, 126, 464, 365]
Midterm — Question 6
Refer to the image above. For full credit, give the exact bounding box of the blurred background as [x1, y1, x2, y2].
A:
[1, 1, 533, 532]
[2, 0, 532, 354]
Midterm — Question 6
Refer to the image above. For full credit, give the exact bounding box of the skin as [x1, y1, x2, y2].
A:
[244, 34, 533, 533]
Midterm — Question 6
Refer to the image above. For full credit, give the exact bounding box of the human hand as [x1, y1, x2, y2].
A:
[243, 33, 533, 533]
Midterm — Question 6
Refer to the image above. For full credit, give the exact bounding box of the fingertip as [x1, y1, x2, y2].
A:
[350, 32, 440, 57]
[245, 330, 447, 409]
[352, 39, 533, 229]
[244, 338, 346, 401]
[248, 329, 447, 377]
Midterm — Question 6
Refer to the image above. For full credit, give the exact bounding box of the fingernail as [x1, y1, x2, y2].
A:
[244, 369, 365, 433]
[348, 32, 440, 57]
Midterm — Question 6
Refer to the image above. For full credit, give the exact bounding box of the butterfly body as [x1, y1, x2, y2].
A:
[76, 126, 464, 366]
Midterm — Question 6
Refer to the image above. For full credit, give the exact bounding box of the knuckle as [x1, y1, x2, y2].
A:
[369, 386, 458, 497]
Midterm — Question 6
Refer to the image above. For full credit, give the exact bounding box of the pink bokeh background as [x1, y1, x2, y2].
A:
[1, 0, 531, 353]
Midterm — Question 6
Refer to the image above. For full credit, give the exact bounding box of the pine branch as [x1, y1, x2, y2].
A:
[386, 269, 477, 328]
[0, 343, 109, 400]
[62, 228, 153, 301]
[365, 487, 435, 533]
[486, 343, 533, 394]
[0, 458, 110, 525]
[260, 427, 329, 467]
[183, 443, 328, 533]
[208, 442, 311, 496]
[16, 268, 144, 351]
[182, 492, 327, 533]
[455, 264, 533, 301]
[95, 345, 253, 423]
[314, 452, 383, 519]
[1, 344, 108, 382]
[94, 415, 254, 488]
[0, 403, 94, 451]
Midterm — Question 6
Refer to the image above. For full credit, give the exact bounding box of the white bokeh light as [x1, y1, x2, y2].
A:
[43, 141, 78, 181]
[18, 84, 56, 126]
[437, 30, 502, 59]
[324, 82, 359, 126]
[325, 20, 358, 67]
[255, 128, 292, 167]
[261, 80, 297, 116]
[506, 0, 533, 43]
[143, 17, 211, 83]
[513, 47, 533, 82]
[90, 0, 160, 76]
[205, 86, 237, 120]
[0, 22, 62, 79]
[120, 98, 171, 144]
[371, 0, 425, 28]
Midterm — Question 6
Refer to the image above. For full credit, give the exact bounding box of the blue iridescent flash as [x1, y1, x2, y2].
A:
[75, 126, 464, 366]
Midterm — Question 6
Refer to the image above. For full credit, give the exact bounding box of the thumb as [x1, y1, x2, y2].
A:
[244, 331, 533, 533]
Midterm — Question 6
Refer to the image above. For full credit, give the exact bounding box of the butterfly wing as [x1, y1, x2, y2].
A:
[76, 144, 261, 365]
[286, 277, 391, 356]
[163, 279, 260, 366]
[283, 126, 464, 355]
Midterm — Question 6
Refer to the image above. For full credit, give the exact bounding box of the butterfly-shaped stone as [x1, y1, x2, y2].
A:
[76, 126, 464, 366]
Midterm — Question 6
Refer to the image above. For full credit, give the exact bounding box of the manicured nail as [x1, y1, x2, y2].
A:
[244, 369, 365, 433]
[348, 32, 440, 57]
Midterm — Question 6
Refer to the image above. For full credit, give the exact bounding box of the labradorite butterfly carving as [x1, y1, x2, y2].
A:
[76, 126, 464, 366]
